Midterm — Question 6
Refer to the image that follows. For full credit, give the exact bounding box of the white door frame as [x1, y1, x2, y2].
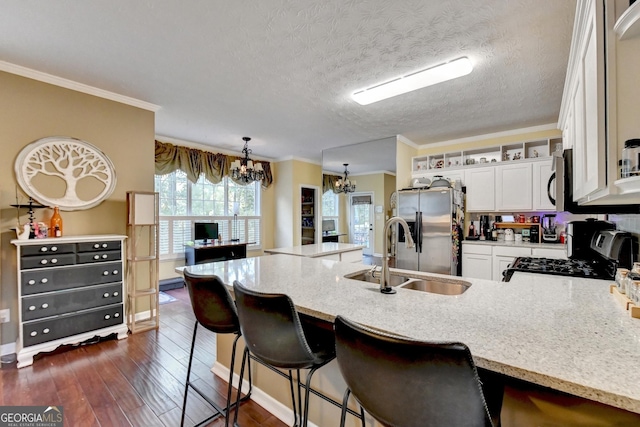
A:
[349, 192, 374, 256]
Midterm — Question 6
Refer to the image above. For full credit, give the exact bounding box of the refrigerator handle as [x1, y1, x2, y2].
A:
[417, 211, 423, 253]
[414, 212, 420, 253]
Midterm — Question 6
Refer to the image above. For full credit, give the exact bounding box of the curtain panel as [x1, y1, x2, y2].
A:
[322, 174, 341, 194]
[155, 140, 273, 188]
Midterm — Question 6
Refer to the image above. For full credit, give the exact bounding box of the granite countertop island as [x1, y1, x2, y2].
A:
[182, 254, 640, 414]
[263, 242, 364, 258]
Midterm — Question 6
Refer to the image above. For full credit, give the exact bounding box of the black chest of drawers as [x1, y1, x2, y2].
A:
[12, 235, 128, 368]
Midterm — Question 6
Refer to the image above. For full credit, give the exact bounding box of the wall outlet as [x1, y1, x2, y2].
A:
[0, 309, 9, 323]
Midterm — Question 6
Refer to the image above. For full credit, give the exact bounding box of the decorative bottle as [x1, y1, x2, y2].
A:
[50, 206, 63, 237]
[468, 221, 475, 237]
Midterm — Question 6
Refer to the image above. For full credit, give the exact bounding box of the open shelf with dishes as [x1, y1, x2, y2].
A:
[412, 137, 562, 174]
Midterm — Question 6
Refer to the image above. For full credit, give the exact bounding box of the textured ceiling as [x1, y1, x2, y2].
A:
[0, 0, 576, 164]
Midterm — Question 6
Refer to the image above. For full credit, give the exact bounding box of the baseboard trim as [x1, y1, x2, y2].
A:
[212, 361, 320, 427]
[1, 341, 16, 357]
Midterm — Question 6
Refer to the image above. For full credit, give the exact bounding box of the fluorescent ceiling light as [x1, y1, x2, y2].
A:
[351, 57, 473, 105]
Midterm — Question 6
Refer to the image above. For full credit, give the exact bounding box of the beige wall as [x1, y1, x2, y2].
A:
[396, 138, 418, 190]
[273, 159, 322, 248]
[0, 71, 155, 347]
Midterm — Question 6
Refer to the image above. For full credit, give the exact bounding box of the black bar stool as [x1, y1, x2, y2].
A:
[232, 280, 339, 427]
[334, 315, 504, 427]
[181, 271, 252, 427]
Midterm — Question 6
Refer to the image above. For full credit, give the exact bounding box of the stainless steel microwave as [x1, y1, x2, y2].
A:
[550, 148, 639, 214]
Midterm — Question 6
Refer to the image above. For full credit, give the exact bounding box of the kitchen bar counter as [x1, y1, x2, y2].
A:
[263, 242, 364, 262]
[183, 255, 640, 415]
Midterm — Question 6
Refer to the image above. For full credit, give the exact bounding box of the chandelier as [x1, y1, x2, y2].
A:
[335, 163, 356, 193]
[230, 137, 264, 184]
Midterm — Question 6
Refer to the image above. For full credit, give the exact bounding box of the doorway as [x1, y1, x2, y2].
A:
[349, 192, 374, 256]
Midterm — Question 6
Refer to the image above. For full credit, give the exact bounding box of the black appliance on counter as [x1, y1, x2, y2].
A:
[503, 221, 636, 282]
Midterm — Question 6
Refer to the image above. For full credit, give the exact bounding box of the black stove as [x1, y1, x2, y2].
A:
[503, 256, 615, 282]
[502, 228, 635, 283]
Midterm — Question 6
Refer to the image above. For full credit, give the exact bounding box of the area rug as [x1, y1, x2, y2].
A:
[159, 291, 177, 305]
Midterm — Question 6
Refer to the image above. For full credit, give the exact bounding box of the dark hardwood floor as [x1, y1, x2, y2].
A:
[0, 287, 287, 427]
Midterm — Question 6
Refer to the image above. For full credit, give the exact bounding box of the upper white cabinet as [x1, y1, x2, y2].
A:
[495, 163, 532, 211]
[560, 0, 640, 201]
[465, 167, 495, 212]
[532, 159, 556, 211]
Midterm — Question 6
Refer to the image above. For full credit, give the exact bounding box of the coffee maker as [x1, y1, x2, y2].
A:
[542, 214, 559, 243]
[479, 215, 490, 240]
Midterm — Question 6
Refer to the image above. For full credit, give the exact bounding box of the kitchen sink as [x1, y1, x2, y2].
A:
[398, 278, 471, 295]
[344, 271, 410, 287]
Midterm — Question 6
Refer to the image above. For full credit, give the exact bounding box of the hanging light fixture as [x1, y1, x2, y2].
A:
[230, 137, 265, 184]
[335, 163, 356, 193]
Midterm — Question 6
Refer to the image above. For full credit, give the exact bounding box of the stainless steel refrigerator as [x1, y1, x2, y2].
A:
[395, 187, 464, 275]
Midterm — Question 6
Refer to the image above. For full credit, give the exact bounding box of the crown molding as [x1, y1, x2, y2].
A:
[418, 123, 559, 150]
[274, 155, 322, 165]
[0, 60, 160, 112]
[397, 134, 419, 148]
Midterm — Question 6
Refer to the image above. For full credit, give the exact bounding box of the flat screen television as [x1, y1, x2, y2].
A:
[322, 219, 336, 233]
[194, 222, 219, 244]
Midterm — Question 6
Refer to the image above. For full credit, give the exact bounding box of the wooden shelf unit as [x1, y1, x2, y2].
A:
[126, 191, 160, 334]
[301, 187, 317, 245]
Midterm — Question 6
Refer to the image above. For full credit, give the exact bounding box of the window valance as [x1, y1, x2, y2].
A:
[155, 140, 273, 188]
[322, 174, 341, 194]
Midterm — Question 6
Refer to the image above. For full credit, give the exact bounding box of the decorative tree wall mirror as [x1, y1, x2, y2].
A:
[14, 136, 117, 210]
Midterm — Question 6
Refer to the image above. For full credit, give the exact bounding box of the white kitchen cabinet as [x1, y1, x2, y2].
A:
[532, 159, 556, 211]
[461, 244, 492, 280]
[560, 0, 608, 201]
[495, 163, 532, 211]
[464, 167, 495, 212]
[531, 247, 568, 259]
[492, 246, 532, 282]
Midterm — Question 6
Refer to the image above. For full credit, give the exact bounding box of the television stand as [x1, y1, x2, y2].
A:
[184, 241, 248, 265]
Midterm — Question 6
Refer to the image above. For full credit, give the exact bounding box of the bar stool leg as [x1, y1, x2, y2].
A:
[181, 321, 199, 427]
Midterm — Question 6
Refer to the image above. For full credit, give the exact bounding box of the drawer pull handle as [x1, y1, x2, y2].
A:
[30, 331, 37, 337]
[114, 313, 120, 318]
[51, 246, 57, 252]
[103, 292, 110, 298]
[43, 328, 50, 334]
[40, 260, 47, 265]
[112, 270, 119, 275]
[103, 271, 109, 276]
[113, 291, 119, 297]
[28, 280, 36, 285]
[51, 258, 58, 264]
[40, 247, 48, 252]
[29, 305, 36, 311]
[104, 314, 111, 320]
[94, 243, 100, 249]
[94, 255, 100, 260]
[41, 303, 48, 309]
[41, 278, 48, 284]
[102, 243, 108, 248]
[102, 254, 108, 259]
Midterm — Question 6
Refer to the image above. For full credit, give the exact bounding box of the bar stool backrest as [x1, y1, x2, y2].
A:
[334, 315, 496, 427]
[233, 280, 326, 369]
[183, 271, 239, 334]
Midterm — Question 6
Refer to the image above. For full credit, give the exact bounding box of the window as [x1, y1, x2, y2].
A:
[155, 170, 261, 259]
[322, 190, 339, 231]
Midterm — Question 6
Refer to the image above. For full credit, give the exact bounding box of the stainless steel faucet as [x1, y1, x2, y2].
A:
[380, 216, 415, 294]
